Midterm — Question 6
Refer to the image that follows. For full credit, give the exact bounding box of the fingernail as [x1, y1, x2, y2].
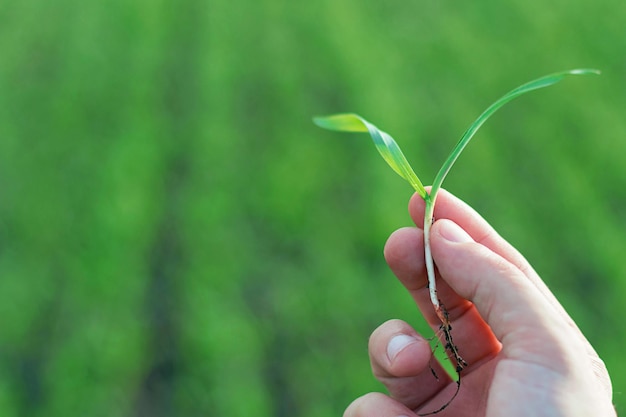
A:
[438, 220, 473, 243]
[387, 334, 418, 362]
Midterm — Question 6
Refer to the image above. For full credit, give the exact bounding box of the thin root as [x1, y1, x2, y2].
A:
[417, 302, 467, 416]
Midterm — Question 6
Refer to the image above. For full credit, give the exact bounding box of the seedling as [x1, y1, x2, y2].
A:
[314, 69, 599, 414]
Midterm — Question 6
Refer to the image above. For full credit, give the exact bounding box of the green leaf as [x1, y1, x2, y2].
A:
[312, 113, 369, 133]
[430, 68, 600, 197]
[313, 113, 427, 199]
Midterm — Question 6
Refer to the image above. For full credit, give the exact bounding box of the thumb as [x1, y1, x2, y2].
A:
[430, 219, 576, 367]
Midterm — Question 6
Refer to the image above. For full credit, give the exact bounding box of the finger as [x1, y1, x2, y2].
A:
[430, 219, 584, 370]
[368, 319, 451, 409]
[365, 318, 499, 416]
[409, 190, 587, 344]
[344, 392, 416, 417]
[384, 227, 501, 369]
[408, 189, 535, 279]
[383, 227, 428, 292]
[431, 219, 615, 410]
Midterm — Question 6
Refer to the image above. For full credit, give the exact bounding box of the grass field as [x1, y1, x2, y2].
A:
[1, 0, 625, 415]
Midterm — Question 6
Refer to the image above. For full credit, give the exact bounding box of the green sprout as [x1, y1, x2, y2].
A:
[314, 67, 599, 354]
[314, 68, 599, 414]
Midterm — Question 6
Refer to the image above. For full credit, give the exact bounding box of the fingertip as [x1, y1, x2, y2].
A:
[369, 320, 431, 379]
[408, 191, 427, 228]
[429, 219, 507, 303]
[386, 334, 432, 377]
[409, 188, 461, 229]
[384, 227, 423, 265]
[433, 219, 474, 244]
[368, 321, 454, 411]
[383, 228, 426, 290]
[344, 392, 416, 417]
[387, 334, 419, 362]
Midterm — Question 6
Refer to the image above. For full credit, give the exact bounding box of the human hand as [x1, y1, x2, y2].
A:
[344, 190, 615, 417]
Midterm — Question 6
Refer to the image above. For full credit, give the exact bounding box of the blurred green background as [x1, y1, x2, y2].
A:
[1, 0, 625, 415]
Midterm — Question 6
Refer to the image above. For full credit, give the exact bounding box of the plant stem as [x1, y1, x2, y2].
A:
[423, 193, 447, 324]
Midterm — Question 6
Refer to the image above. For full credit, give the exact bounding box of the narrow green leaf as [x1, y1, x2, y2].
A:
[313, 113, 369, 132]
[314, 113, 427, 198]
[430, 68, 600, 198]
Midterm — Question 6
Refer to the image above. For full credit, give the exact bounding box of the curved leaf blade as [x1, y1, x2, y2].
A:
[314, 113, 427, 198]
[313, 113, 369, 132]
[431, 68, 600, 197]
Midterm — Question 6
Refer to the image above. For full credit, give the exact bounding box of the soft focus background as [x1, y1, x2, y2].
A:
[1, 0, 625, 416]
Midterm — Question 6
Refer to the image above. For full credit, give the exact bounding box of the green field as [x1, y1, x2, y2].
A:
[1, 0, 625, 415]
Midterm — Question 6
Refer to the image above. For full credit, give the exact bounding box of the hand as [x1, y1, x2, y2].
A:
[344, 190, 615, 417]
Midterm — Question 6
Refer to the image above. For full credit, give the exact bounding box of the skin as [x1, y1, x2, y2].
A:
[344, 189, 615, 417]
